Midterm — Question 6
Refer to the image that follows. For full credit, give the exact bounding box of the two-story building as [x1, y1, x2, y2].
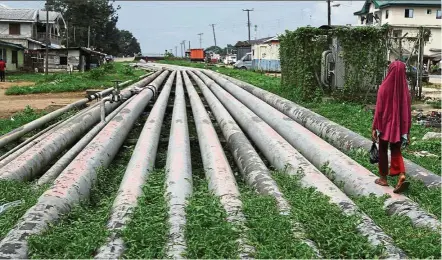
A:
[354, 0, 441, 63]
[0, 5, 66, 50]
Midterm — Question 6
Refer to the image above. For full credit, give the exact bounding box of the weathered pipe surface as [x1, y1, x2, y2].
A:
[183, 71, 254, 259]
[199, 69, 407, 259]
[0, 85, 115, 149]
[0, 101, 102, 169]
[164, 71, 193, 259]
[36, 95, 137, 186]
[217, 73, 441, 188]
[95, 71, 175, 259]
[203, 70, 440, 231]
[189, 70, 322, 257]
[0, 70, 170, 259]
[0, 71, 163, 181]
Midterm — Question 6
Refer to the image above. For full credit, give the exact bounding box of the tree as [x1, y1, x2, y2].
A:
[51, 0, 141, 56]
[118, 30, 141, 56]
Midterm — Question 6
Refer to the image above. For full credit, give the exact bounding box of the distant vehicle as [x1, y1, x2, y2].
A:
[190, 49, 205, 62]
[223, 54, 237, 65]
[233, 52, 252, 70]
[105, 55, 114, 62]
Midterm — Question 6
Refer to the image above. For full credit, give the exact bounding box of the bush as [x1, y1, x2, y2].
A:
[87, 67, 106, 79]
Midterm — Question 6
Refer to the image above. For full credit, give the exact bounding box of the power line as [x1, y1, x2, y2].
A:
[209, 24, 217, 47]
[242, 8, 253, 42]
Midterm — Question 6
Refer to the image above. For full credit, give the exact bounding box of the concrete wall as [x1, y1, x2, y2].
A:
[384, 6, 441, 27]
[2, 48, 24, 71]
[252, 42, 280, 60]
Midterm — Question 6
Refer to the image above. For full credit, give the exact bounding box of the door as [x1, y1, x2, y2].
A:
[12, 50, 18, 69]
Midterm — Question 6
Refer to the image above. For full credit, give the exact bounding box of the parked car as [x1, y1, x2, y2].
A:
[105, 55, 114, 62]
[233, 52, 252, 70]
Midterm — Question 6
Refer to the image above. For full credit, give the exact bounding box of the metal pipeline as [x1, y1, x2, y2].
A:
[36, 94, 138, 186]
[0, 101, 102, 169]
[94, 71, 175, 259]
[216, 73, 441, 188]
[188, 70, 322, 257]
[0, 70, 170, 259]
[182, 71, 255, 259]
[0, 70, 164, 181]
[203, 70, 440, 231]
[100, 97, 113, 122]
[197, 69, 407, 258]
[164, 71, 193, 259]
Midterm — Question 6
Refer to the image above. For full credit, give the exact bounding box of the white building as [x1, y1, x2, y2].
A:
[251, 36, 281, 72]
[354, 0, 441, 63]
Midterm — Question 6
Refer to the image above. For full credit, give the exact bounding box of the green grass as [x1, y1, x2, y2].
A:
[0, 180, 49, 240]
[354, 195, 441, 259]
[27, 146, 133, 259]
[239, 184, 317, 259]
[122, 169, 169, 259]
[0, 106, 45, 135]
[272, 172, 385, 259]
[5, 63, 145, 95]
[184, 173, 240, 259]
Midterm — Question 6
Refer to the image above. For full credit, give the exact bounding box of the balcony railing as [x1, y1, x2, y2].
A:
[35, 32, 61, 45]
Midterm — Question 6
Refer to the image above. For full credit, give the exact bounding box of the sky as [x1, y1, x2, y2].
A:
[0, 1, 362, 55]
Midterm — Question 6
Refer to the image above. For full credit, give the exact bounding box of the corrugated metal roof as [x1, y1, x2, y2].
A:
[0, 8, 37, 22]
[37, 10, 63, 23]
[0, 40, 25, 49]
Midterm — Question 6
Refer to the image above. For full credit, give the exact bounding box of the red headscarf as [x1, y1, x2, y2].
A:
[372, 61, 411, 143]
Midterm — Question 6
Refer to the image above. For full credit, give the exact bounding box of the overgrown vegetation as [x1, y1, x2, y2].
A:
[239, 185, 317, 258]
[0, 181, 49, 240]
[5, 63, 144, 95]
[0, 106, 45, 135]
[122, 169, 169, 259]
[28, 146, 133, 259]
[273, 172, 385, 259]
[279, 26, 388, 101]
[354, 195, 441, 259]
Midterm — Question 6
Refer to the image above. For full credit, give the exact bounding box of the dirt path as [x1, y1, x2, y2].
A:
[0, 81, 84, 118]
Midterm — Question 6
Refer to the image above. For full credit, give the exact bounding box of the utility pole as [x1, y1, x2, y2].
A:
[209, 24, 217, 47]
[327, 0, 331, 26]
[87, 25, 91, 48]
[198, 33, 203, 48]
[242, 8, 254, 42]
[181, 40, 186, 57]
[45, 1, 49, 75]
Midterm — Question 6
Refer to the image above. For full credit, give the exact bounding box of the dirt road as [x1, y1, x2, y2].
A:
[0, 81, 84, 118]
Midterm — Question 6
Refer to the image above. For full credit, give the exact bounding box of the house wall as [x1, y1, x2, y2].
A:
[2, 47, 24, 71]
[251, 41, 281, 72]
[384, 6, 441, 26]
[0, 22, 33, 38]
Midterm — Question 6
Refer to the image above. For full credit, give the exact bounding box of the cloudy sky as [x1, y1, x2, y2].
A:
[0, 1, 362, 55]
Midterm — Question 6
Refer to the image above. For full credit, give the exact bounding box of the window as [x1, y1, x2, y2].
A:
[427, 9, 432, 14]
[405, 9, 414, 18]
[0, 49, 7, 62]
[244, 54, 251, 62]
[60, 56, 67, 65]
[9, 23, 20, 35]
[393, 30, 402, 38]
[437, 10, 441, 19]
[385, 10, 389, 19]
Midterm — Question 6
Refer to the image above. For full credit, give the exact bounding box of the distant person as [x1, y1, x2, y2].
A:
[372, 61, 411, 193]
[0, 58, 6, 82]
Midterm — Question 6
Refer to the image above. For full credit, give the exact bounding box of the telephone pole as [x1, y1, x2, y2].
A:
[209, 24, 217, 47]
[198, 33, 203, 48]
[242, 8, 254, 42]
[254, 25, 257, 40]
[327, 0, 331, 26]
[181, 40, 186, 57]
[45, 1, 49, 75]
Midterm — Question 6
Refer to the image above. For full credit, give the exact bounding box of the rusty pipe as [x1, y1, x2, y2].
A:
[203, 69, 440, 231]
[0, 70, 170, 259]
[183, 70, 255, 259]
[188, 70, 322, 257]
[217, 72, 441, 188]
[197, 69, 407, 258]
[95, 71, 175, 259]
[0, 70, 164, 181]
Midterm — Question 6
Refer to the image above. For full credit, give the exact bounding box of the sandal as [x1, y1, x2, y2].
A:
[375, 177, 388, 186]
[393, 174, 410, 193]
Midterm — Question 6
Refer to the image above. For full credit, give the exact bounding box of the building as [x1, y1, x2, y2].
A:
[251, 36, 281, 72]
[354, 0, 441, 63]
[0, 40, 24, 71]
[0, 5, 66, 50]
[234, 37, 273, 60]
[25, 47, 105, 73]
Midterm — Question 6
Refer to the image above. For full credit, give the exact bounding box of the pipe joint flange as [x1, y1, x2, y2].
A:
[145, 84, 158, 100]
